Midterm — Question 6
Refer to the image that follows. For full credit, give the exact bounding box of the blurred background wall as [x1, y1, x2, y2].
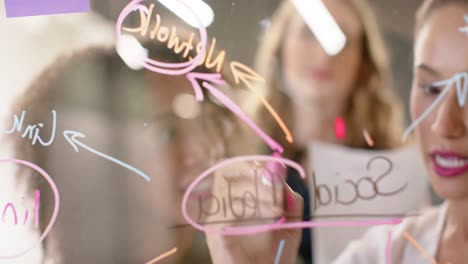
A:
[0, 0, 422, 124]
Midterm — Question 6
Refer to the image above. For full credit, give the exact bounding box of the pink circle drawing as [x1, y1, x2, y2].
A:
[116, 0, 208, 75]
[181, 155, 305, 236]
[0, 159, 59, 259]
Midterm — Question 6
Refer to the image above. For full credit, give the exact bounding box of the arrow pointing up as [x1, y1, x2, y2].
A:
[185, 72, 284, 153]
[63, 130, 151, 182]
[230, 61, 293, 144]
[230, 61, 265, 84]
[185, 72, 226, 101]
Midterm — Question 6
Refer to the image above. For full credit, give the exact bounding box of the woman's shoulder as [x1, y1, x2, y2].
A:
[333, 204, 446, 264]
[393, 204, 445, 239]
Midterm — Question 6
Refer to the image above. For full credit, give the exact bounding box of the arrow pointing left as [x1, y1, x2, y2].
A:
[63, 130, 151, 182]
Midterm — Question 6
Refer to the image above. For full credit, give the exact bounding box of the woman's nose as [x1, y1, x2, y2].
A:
[312, 42, 332, 63]
[431, 89, 467, 139]
[180, 137, 208, 167]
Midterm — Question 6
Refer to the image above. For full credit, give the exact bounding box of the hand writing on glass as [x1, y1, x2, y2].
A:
[204, 161, 304, 264]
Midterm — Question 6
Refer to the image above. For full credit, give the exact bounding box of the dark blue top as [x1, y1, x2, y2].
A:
[286, 152, 313, 264]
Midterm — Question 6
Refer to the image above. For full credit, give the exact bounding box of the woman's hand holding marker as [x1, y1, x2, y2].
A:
[204, 160, 303, 264]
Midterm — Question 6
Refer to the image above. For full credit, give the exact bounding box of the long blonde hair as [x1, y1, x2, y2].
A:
[248, 0, 404, 156]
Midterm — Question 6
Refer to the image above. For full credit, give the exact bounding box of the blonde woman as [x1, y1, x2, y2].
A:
[252, 0, 403, 154]
[243, 0, 407, 263]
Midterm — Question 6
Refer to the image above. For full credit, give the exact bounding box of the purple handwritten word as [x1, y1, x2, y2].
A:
[4, 0, 89, 18]
[116, 0, 208, 75]
[2, 189, 40, 228]
[0, 159, 59, 259]
[182, 155, 402, 236]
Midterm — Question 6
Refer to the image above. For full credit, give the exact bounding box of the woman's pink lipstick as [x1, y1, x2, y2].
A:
[311, 68, 332, 81]
[431, 151, 468, 178]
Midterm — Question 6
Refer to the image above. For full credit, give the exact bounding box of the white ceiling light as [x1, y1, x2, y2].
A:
[172, 93, 201, 119]
[116, 34, 148, 70]
[158, 0, 214, 28]
[291, 0, 347, 56]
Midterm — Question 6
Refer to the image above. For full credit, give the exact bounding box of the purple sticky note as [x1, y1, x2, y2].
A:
[4, 0, 90, 18]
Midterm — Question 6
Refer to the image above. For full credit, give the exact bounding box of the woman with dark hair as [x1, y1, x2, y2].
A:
[7, 42, 250, 263]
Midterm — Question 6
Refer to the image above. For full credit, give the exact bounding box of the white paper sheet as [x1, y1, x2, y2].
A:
[308, 142, 430, 263]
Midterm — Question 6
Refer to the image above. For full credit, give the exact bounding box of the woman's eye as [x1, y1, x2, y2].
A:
[420, 83, 442, 95]
[300, 26, 315, 39]
[157, 127, 177, 143]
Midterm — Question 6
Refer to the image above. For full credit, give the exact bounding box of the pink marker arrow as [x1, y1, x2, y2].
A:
[4, 0, 90, 18]
[185, 72, 226, 101]
[185, 72, 284, 153]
